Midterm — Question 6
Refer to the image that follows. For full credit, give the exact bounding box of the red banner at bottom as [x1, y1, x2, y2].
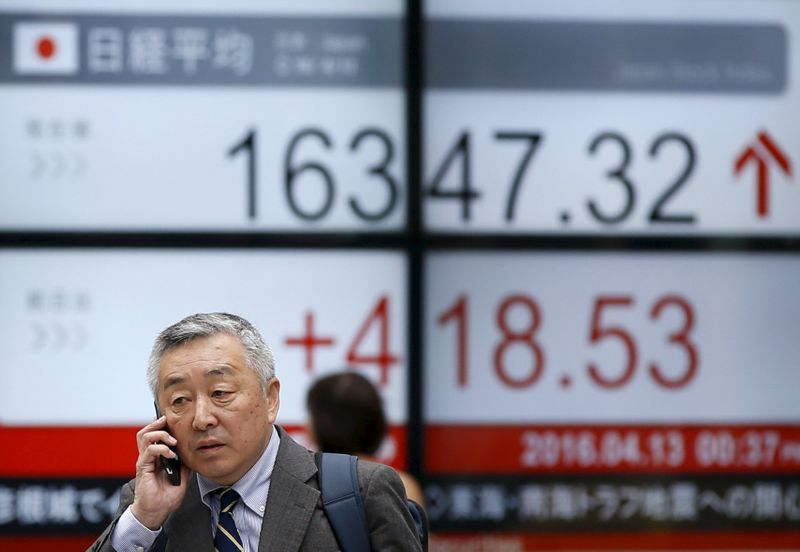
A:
[0, 536, 97, 552]
[0, 423, 407, 477]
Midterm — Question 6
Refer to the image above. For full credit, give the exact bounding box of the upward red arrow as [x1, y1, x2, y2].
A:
[734, 131, 792, 218]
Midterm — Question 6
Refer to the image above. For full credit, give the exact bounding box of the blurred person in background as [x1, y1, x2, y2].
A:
[306, 371, 425, 507]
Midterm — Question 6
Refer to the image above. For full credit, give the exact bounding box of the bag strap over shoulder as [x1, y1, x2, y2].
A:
[316, 452, 372, 552]
[407, 499, 429, 550]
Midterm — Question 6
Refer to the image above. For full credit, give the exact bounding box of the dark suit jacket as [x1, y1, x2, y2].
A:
[87, 426, 422, 551]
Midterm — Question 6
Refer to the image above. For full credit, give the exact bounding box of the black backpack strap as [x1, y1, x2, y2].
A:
[316, 452, 371, 552]
[407, 499, 429, 551]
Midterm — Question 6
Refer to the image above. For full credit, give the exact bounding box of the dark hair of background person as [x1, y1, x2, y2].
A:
[306, 371, 388, 456]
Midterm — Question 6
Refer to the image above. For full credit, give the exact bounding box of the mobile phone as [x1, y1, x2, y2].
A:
[153, 401, 181, 486]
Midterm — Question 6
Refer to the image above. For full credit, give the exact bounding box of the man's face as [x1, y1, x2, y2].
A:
[156, 333, 280, 485]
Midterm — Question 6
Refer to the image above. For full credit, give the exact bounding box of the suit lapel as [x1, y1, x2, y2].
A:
[258, 427, 320, 552]
[164, 475, 214, 552]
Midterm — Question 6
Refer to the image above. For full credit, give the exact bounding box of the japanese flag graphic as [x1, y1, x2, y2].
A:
[13, 22, 79, 74]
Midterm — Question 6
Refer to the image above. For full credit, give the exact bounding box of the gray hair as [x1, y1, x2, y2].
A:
[147, 312, 275, 397]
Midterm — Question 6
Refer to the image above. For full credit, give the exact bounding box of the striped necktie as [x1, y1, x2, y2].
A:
[214, 487, 244, 552]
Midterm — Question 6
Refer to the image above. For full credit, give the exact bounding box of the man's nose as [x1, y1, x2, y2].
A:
[192, 396, 218, 431]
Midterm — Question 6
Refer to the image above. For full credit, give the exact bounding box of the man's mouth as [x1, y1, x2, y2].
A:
[197, 441, 225, 452]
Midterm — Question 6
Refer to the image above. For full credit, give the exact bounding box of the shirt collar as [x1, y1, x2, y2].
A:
[197, 426, 280, 517]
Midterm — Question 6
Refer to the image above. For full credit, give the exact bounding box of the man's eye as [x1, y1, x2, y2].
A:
[212, 390, 230, 398]
[172, 397, 188, 406]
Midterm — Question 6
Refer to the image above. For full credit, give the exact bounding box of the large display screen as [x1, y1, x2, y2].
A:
[420, 0, 800, 549]
[0, 249, 408, 426]
[0, 0, 405, 231]
[0, 248, 409, 540]
[423, 252, 800, 548]
[424, 0, 800, 235]
[1, 0, 799, 550]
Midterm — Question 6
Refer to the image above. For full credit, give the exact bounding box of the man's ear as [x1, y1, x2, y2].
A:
[266, 378, 280, 423]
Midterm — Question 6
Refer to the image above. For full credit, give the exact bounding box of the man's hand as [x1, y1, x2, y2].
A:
[129, 416, 190, 530]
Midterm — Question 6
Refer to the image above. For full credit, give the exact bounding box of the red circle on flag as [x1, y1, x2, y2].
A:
[37, 36, 56, 59]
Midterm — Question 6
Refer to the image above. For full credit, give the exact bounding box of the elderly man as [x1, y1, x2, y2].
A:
[88, 312, 421, 551]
